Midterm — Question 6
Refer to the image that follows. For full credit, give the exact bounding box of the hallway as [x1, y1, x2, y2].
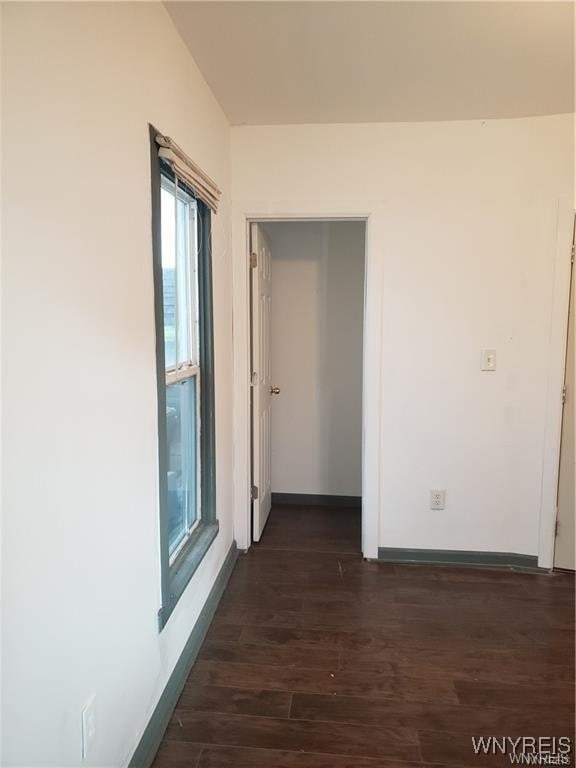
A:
[153, 506, 575, 767]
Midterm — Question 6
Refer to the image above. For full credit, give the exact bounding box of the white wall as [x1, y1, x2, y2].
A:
[266, 221, 364, 497]
[1, 4, 233, 767]
[0, 4, 4, 760]
[232, 115, 574, 557]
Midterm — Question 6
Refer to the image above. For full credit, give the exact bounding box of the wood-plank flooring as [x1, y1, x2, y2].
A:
[152, 505, 575, 768]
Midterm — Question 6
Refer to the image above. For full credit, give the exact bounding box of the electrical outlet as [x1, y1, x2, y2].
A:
[430, 490, 446, 510]
[81, 695, 96, 760]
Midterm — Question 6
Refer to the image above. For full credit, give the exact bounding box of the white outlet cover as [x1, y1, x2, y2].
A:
[430, 490, 446, 510]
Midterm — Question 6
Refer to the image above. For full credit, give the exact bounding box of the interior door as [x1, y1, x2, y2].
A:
[555, 220, 575, 570]
[250, 223, 273, 541]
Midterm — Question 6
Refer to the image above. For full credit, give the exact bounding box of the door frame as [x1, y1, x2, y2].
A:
[232, 206, 382, 558]
[538, 196, 575, 569]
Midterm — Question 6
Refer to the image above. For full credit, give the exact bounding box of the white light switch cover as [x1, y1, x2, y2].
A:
[481, 349, 496, 371]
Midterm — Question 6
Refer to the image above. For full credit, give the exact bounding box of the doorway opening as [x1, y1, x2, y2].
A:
[249, 219, 367, 547]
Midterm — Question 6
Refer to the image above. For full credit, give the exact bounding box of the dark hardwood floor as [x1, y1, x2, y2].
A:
[152, 505, 575, 768]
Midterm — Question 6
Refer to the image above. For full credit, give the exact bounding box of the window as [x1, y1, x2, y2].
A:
[151, 128, 217, 629]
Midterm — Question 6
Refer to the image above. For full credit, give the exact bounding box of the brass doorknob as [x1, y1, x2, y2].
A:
[270, 386, 281, 395]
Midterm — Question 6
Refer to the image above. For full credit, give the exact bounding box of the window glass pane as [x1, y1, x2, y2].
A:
[161, 180, 199, 370]
[166, 376, 198, 557]
[176, 196, 191, 364]
[189, 204, 199, 366]
[161, 186, 176, 369]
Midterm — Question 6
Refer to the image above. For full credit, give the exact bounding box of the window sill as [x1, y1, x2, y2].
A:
[158, 520, 219, 630]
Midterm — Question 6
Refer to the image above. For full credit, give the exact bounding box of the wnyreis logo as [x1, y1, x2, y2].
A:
[472, 737, 572, 765]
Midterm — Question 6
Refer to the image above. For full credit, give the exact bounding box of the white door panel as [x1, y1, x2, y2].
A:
[251, 223, 273, 541]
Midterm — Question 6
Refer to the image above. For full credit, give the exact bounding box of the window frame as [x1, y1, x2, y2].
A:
[161, 176, 202, 564]
[150, 125, 218, 631]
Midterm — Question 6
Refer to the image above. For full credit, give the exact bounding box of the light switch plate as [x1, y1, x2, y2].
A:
[481, 349, 496, 371]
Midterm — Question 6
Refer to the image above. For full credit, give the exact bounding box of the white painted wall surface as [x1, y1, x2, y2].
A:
[232, 115, 574, 556]
[1, 4, 233, 766]
[265, 221, 365, 497]
[0, 5, 4, 761]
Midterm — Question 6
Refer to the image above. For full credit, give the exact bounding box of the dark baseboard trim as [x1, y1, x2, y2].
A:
[272, 493, 361, 508]
[129, 541, 239, 768]
[378, 547, 544, 571]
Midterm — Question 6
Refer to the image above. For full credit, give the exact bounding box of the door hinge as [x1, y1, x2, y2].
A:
[562, 385, 567, 405]
[250, 252, 257, 269]
[571, 244, 575, 264]
[251, 485, 259, 500]
[555, 519, 560, 537]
